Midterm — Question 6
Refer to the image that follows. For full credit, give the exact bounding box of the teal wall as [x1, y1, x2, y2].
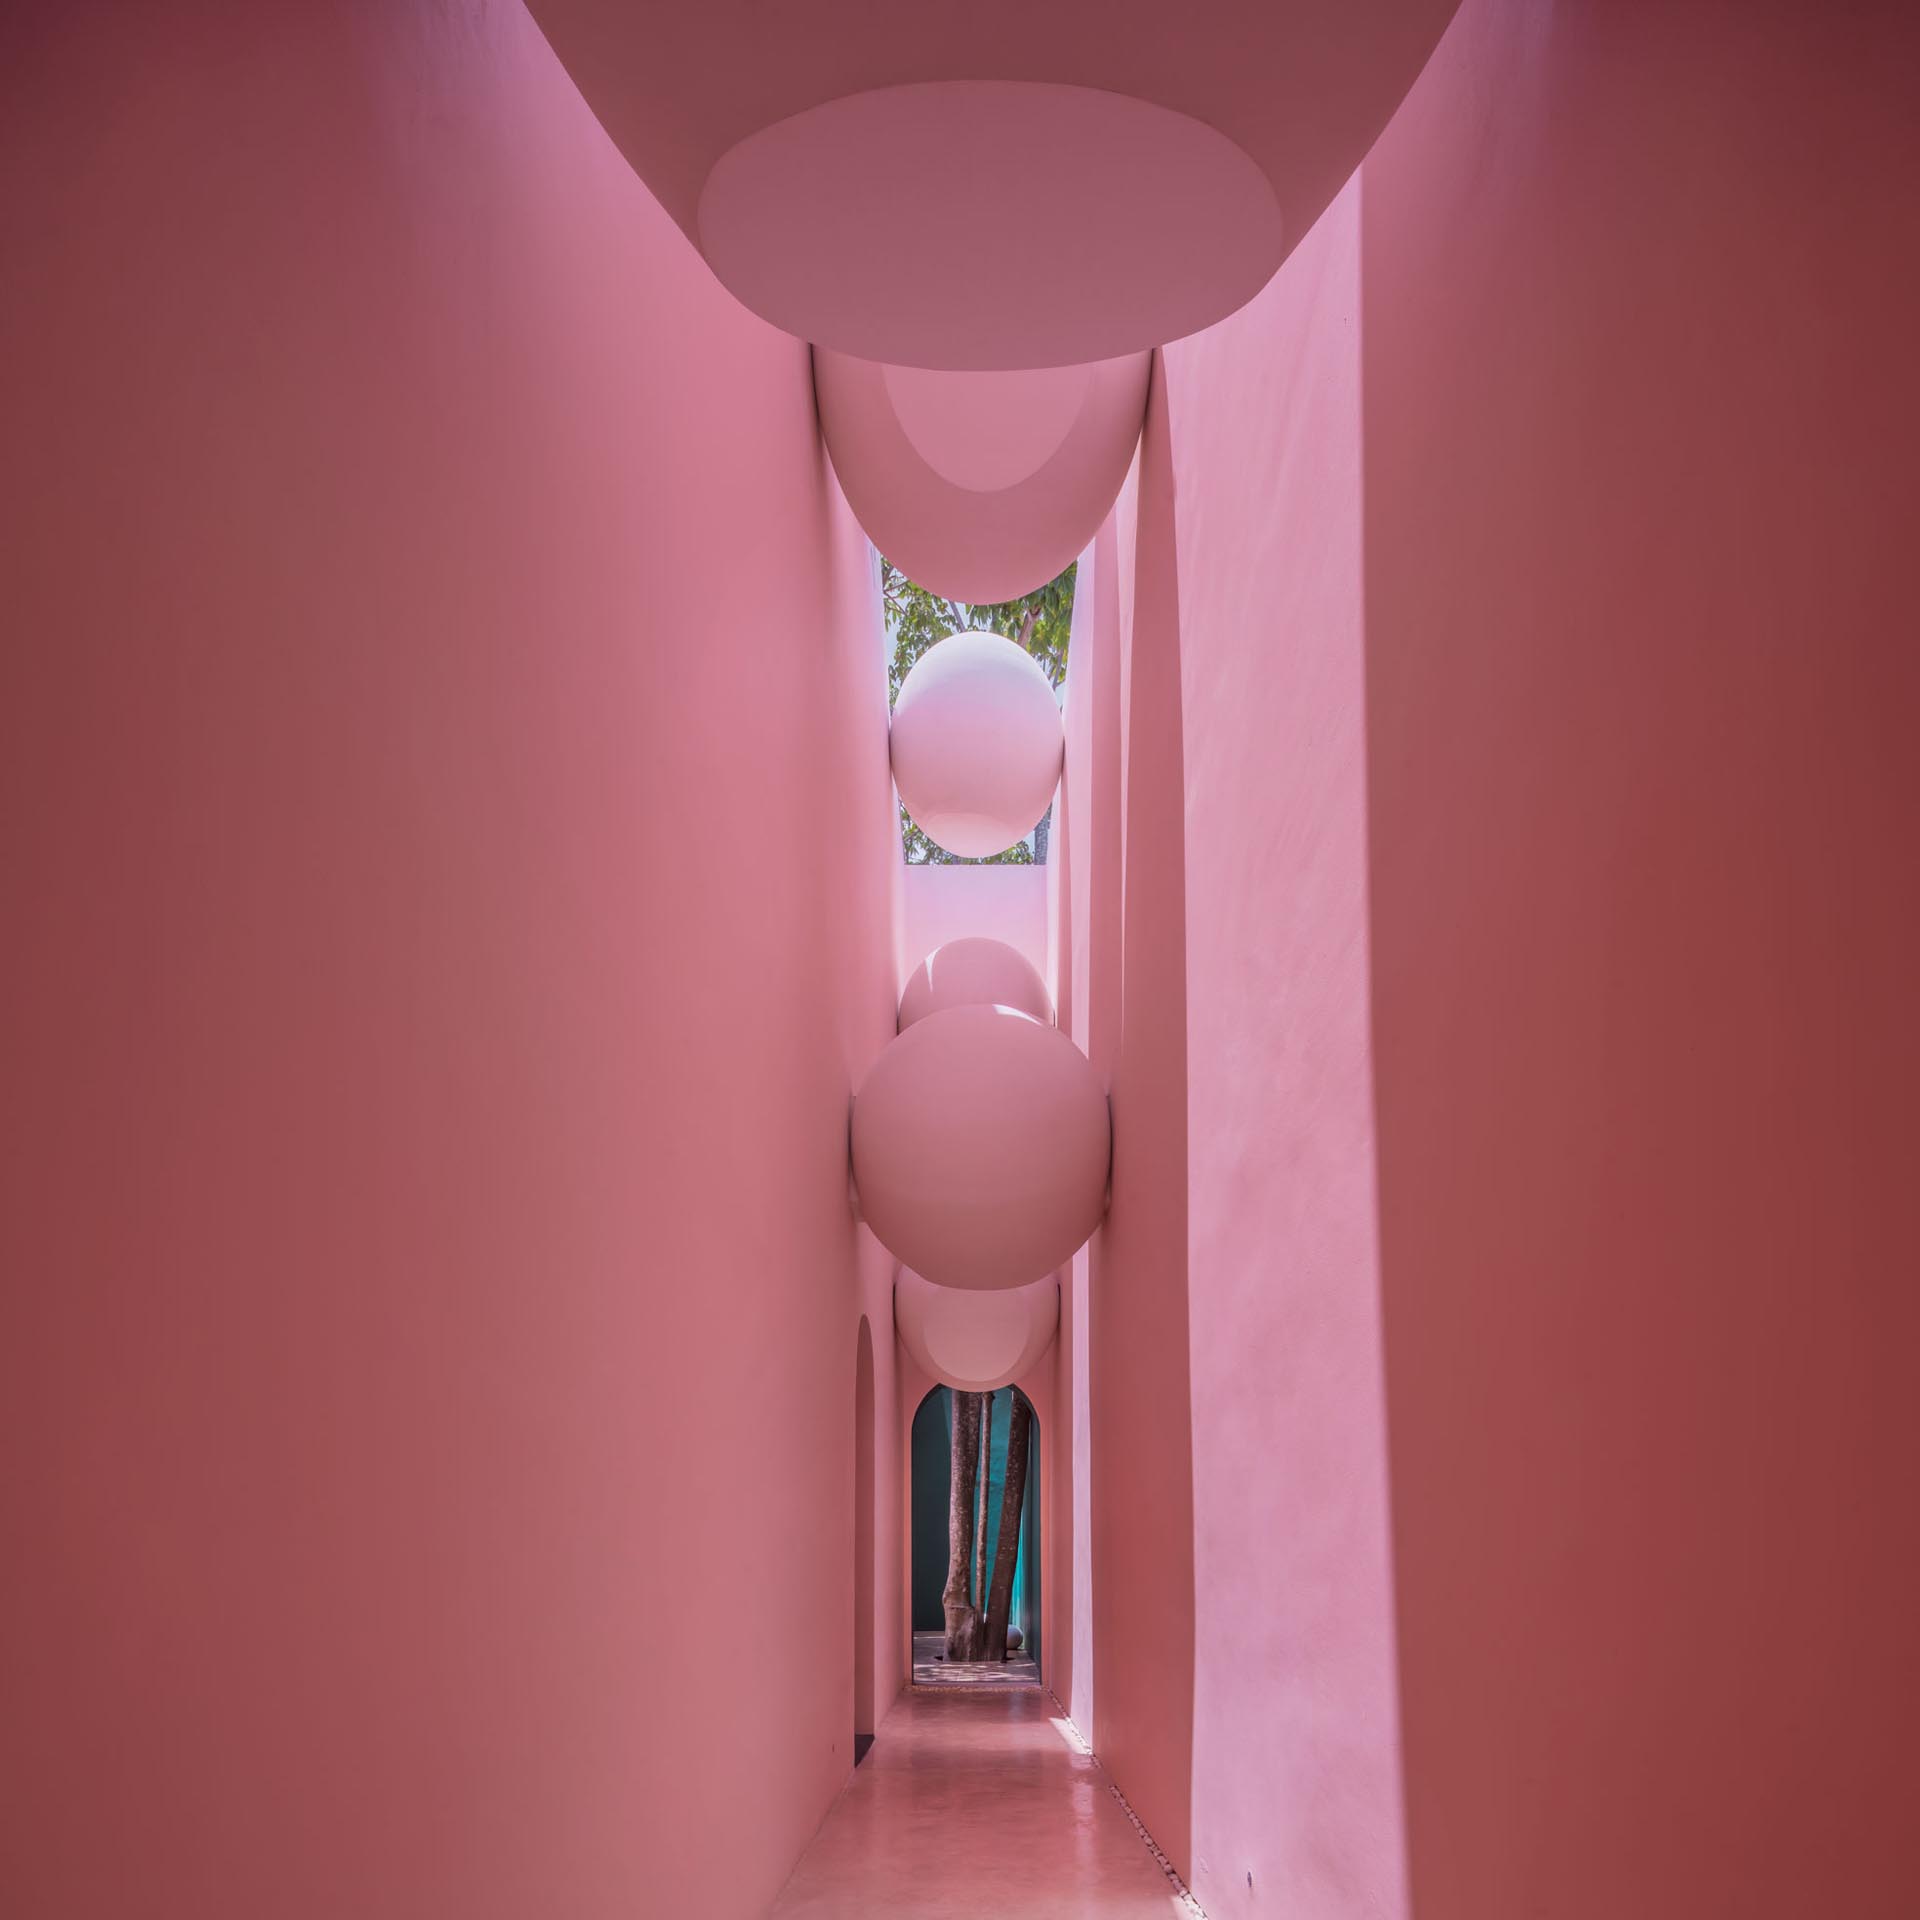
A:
[910, 1391, 952, 1631]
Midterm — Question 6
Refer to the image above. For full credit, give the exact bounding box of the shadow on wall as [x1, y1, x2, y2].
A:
[1090, 354, 1197, 1870]
[854, 1316, 875, 1753]
[1360, 2, 1920, 1916]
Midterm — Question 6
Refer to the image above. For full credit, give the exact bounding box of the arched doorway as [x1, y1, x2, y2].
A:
[853, 1317, 875, 1764]
[909, 1384, 1041, 1688]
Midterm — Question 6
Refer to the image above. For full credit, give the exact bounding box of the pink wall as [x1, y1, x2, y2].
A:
[1360, 1, 1920, 1914]
[1158, 179, 1408, 1918]
[0, 4, 900, 1915]
[1086, 363, 1200, 1866]
[862, 1239, 906, 1778]
[1050, 510, 1130, 1741]
[854, 1313, 877, 1741]
[1070, 301, 1405, 1920]
[893, 1351, 935, 1690]
[1056, 10, 1920, 1908]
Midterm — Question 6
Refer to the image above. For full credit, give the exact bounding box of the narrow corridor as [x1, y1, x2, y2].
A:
[771, 1690, 1192, 1918]
[5, 6, 1917, 1919]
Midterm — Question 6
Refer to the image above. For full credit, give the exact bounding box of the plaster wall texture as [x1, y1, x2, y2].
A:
[1050, 513, 1130, 1743]
[1056, 8, 1920, 1909]
[1086, 362, 1200, 1869]
[1042, 753, 1083, 1726]
[1360, 1, 1920, 1914]
[1156, 178, 1408, 1920]
[0, 4, 902, 1915]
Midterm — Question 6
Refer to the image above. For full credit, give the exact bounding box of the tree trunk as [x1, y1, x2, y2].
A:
[981, 1392, 1032, 1662]
[973, 1390, 994, 1615]
[942, 1389, 981, 1660]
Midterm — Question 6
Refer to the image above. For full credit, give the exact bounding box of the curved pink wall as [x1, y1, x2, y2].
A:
[1158, 180, 1408, 1918]
[1086, 364, 1199, 1868]
[1064, 314, 1406, 1920]
[1049, 9, 1920, 1900]
[0, 5, 900, 1914]
[854, 1316, 878, 1741]
[1360, 2, 1920, 1914]
[1050, 505, 1130, 1743]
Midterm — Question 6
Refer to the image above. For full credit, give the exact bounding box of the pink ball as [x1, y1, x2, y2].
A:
[697, 82, 1286, 369]
[526, 13, 1462, 370]
[816, 350, 1149, 604]
[895, 1268, 1059, 1394]
[851, 1005, 1109, 1290]
[899, 937, 1052, 1033]
[890, 632, 1063, 859]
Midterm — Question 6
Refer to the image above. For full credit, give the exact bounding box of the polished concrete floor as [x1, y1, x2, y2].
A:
[770, 1686, 1192, 1917]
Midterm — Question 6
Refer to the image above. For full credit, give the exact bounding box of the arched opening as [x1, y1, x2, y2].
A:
[909, 1384, 1041, 1688]
[853, 1316, 876, 1765]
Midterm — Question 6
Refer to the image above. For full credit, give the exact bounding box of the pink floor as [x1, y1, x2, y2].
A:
[771, 1689, 1192, 1917]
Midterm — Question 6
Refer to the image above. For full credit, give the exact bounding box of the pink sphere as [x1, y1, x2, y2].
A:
[525, 11, 1463, 370]
[891, 632, 1063, 859]
[699, 83, 1284, 369]
[816, 350, 1149, 604]
[896, 1268, 1060, 1394]
[899, 937, 1052, 1033]
[851, 1006, 1109, 1290]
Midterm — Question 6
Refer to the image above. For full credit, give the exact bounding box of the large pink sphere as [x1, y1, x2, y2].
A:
[899, 937, 1052, 1032]
[524, 10, 1462, 370]
[891, 632, 1062, 859]
[896, 1268, 1060, 1394]
[816, 350, 1149, 604]
[852, 1006, 1109, 1290]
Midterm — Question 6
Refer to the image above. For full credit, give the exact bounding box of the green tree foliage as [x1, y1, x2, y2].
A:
[882, 555, 1075, 865]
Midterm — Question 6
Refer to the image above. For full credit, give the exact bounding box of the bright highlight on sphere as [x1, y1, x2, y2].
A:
[896, 1268, 1060, 1394]
[815, 349, 1150, 604]
[851, 1005, 1109, 1290]
[891, 632, 1063, 859]
[899, 937, 1053, 1033]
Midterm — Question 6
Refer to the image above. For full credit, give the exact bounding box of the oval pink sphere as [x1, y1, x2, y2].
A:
[700, 83, 1283, 370]
[817, 349, 1149, 604]
[525, 14, 1465, 370]
[891, 632, 1063, 859]
[896, 1268, 1060, 1394]
[899, 937, 1052, 1033]
[851, 1006, 1109, 1290]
